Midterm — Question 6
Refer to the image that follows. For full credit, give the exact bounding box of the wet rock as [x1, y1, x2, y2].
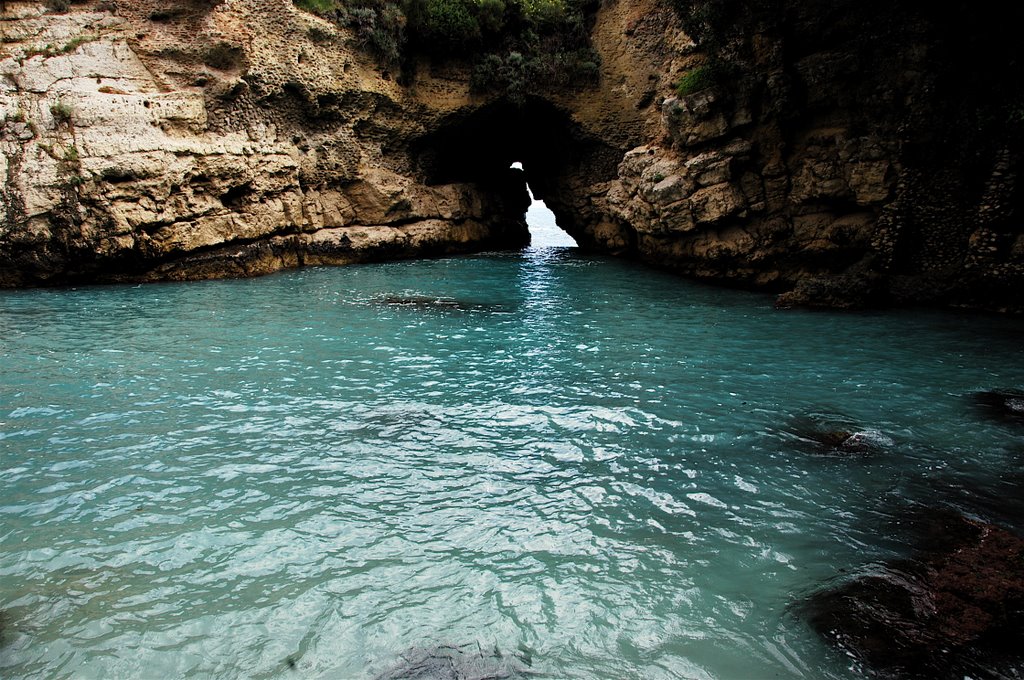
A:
[374, 643, 529, 680]
[781, 411, 892, 457]
[805, 512, 1024, 678]
[972, 389, 1024, 424]
[775, 272, 888, 310]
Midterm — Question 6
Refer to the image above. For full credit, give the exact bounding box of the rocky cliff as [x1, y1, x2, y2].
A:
[1, 0, 1021, 311]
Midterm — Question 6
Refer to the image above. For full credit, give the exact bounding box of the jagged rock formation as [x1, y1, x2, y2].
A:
[1, 0, 1021, 311]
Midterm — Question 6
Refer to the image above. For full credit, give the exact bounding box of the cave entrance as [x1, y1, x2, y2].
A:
[409, 97, 621, 251]
[510, 162, 578, 248]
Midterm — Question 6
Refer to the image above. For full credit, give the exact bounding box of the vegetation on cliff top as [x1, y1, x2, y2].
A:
[293, 0, 600, 101]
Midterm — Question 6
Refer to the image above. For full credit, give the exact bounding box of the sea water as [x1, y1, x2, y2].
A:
[1, 237, 1023, 678]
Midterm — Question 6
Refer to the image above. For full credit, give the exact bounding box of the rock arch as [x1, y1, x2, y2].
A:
[407, 97, 620, 249]
[1, 0, 1021, 312]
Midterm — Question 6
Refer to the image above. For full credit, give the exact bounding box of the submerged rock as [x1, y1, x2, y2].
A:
[912, 474, 1024, 539]
[379, 295, 460, 308]
[373, 643, 529, 680]
[781, 411, 893, 457]
[805, 512, 1024, 678]
[972, 389, 1024, 424]
[375, 295, 503, 312]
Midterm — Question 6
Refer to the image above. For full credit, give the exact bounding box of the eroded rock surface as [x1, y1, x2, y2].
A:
[1, 0, 1021, 312]
[0, 0, 531, 284]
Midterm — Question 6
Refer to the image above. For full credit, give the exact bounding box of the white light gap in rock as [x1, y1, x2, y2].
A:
[511, 162, 577, 248]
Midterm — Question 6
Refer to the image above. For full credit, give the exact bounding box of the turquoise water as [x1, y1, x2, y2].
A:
[1, 243, 1023, 679]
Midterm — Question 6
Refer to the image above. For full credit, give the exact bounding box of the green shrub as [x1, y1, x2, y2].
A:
[308, 25, 336, 44]
[675, 65, 715, 97]
[416, 0, 481, 51]
[476, 0, 506, 33]
[49, 100, 73, 126]
[294, 0, 336, 13]
[471, 45, 599, 102]
[522, 0, 568, 26]
[61, 35, 93, 53]
[291, 0, 600, 98]
[576, 58, 599, 81]
[343, 4, 405, 67]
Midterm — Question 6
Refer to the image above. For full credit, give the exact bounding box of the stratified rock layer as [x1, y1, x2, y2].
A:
[0, 0, 532, 285]
[2, 0, 1022, 312]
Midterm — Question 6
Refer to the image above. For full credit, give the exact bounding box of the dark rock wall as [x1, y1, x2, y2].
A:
[570, 0, 1024, 311]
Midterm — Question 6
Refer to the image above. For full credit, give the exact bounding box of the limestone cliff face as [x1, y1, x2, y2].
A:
[1, 0, 1021, 312]
[0, 0, 531, 284]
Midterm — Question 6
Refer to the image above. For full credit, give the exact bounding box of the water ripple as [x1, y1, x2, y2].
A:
[2, 253, 1023, 678]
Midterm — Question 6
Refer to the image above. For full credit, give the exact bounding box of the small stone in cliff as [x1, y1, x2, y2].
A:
[804, 512, 1024, 678]
[684, 151, 731, 187]
[661, 94, 731, 148]
[617, 146, 659, 180]
[647, 174, 691, 206]
[849, 160, 891, 204]
[687, 183, 745, 225]
[972, 389, 1024, 423]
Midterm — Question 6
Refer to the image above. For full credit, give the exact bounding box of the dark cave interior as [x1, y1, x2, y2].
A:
[408, 97, 621, 246]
